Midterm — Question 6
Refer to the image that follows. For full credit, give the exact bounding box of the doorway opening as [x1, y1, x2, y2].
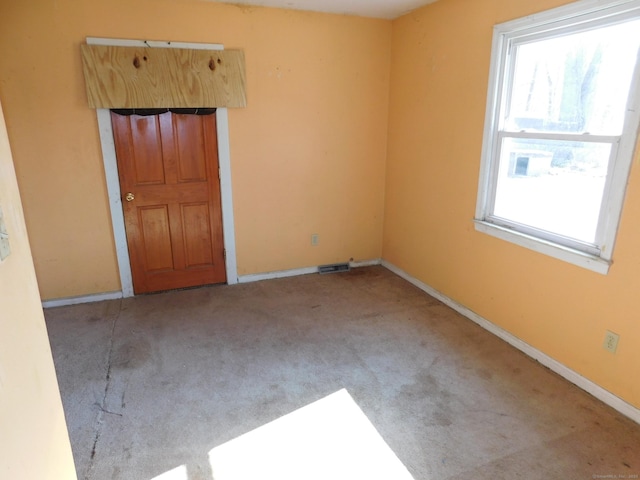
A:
[111, 109, 226, 294]
[97, 106, 238, 297]
[91, 38, 239, 297]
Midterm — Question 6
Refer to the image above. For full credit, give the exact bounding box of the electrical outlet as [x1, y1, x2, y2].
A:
[311, 234, 319, 246]
[603, 330, 620, 353]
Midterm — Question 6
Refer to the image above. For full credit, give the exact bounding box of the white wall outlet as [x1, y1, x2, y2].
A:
[0, 206, 10, 262]
[311, 234, 319, 246]
[603, 330, 620, 353]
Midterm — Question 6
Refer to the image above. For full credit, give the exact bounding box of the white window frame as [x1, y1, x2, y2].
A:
[474, 0, 640, 275]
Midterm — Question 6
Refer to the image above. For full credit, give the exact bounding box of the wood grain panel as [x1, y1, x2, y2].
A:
[80, 45, 246, 109]
[174, 114, 207, 183]
[181, 203, 214, 268]
[131, 115, 165, 185]
[139, 206, 174, 271]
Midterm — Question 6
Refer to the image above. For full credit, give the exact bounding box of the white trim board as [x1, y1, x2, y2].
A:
[381, 259, 640, 425]
[97, 108, 135, 297]
[237, 259, 382, 284]
[349, 258, 382, 268]
[238, 266, 319, 284]
[88, 37, 239, 296]
[42, 291, 123, 309]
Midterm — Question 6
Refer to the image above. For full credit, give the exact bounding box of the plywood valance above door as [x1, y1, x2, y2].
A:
[80, 44, 247, 109]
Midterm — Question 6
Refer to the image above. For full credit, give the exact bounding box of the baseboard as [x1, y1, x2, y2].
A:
[42, 291, 123, 309]
[238, 266, 318, 284]
[237, 259, 382, 284]
[350, 258, 382, 268]
[381, 260, 640, 425]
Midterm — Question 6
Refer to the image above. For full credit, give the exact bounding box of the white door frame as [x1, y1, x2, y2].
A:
[90, 38, 239, 297]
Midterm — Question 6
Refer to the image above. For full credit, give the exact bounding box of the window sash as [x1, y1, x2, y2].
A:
[482, 215, 603, 256]
[484, 131, 620, 254]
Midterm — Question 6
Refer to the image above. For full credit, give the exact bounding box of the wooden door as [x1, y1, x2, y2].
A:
[111, 111, 226, 294]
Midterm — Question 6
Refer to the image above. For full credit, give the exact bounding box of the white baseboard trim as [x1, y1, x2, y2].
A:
[42, 291, 123, 309]
[381, 260, 640, 425]
[238, 266, 319, 284]
[237, 259, 382, 284]
[350, 258, 382, 268]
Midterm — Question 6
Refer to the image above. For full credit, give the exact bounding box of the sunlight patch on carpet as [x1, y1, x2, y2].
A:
[149, 464, 188, 480]
[208, 389, 415, 480]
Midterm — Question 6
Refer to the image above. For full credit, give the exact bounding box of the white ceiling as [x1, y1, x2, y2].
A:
[221, 0, 438, 19]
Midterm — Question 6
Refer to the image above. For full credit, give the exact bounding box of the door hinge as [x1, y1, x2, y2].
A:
[223, 248, 226, 259]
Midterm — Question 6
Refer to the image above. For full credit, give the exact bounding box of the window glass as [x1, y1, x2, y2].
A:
[493, 138, 610, 243]
[506, 20, 640, 135]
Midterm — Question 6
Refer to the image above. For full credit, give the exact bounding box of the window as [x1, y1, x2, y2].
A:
[475, 0, 640, 274]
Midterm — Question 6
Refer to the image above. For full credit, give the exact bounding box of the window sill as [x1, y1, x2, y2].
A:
[473, 220, 611, 275]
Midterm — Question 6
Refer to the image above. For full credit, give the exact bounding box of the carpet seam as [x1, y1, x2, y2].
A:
[85, 298, 122, 480]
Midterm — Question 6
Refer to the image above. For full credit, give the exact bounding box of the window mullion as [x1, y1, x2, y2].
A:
[485, 131, 508, 215]
[593, 138, 621, 250]
[598, 45, 640, 259]
[501, 39, 518, 130]
[483, 37, 516, 217]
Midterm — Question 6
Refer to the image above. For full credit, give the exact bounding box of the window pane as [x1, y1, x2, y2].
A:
[507, 19, 640, 135]
[493, 138, 611, 243]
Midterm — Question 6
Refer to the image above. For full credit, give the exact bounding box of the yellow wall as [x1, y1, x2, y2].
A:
[2, 0, 639, 417]
[0, 0, 391, 298]
[384, 0, 640, 409]
[0, 101, 77, 478]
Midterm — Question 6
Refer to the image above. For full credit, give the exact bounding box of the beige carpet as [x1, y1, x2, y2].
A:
[45, 267, 640, 480]
[207, 389, 415, 480]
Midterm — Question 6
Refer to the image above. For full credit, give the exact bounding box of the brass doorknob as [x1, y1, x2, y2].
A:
[125, 192, 135, 202]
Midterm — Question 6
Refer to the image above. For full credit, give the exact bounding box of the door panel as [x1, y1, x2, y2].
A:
[111, 111, 226, 294]
[139, 206, 173, 271]
[182, 203, 214, 268]
[174, 115, 208, 182]
[131, 116, 165, 185]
